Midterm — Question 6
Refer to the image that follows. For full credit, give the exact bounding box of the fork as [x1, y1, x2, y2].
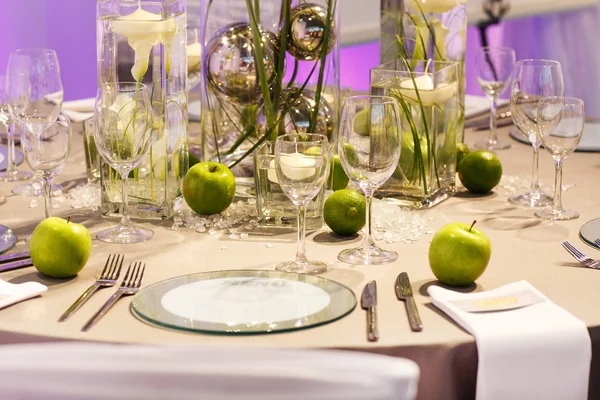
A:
[82, 261, 145, 331]
[561, 241, 600, 269]
[594, 238, 600, 248]
[58, 254, 124, 322]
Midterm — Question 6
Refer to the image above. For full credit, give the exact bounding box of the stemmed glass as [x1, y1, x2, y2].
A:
[93, 82, 154, 244]
[20, 115, 71, 242]
[510, 59, 564, 207]
[0, 73, 31, 182]
[6, 48, 64, 195]
[274, 134, 330, 274]
[337, 95, 401, 265]
[535, 97, 584, 220]
[475, 46, 516, 150]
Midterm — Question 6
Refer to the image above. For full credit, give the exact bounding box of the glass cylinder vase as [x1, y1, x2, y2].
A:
[199, 0, 340, 197]
[371, 59, 459, 208]
[380, 0, 467, 142]
[96, 0, 188, 220]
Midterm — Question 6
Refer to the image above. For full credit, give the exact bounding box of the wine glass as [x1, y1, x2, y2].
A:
[535, 97, 584, 220]
[0, 73, 31, 182]
[93, 82, 153, 244]
[337, 95, 401, 265]
[475, 46, 516, 150]
[20, 115, 71, 242]
[6, 48, 64, 195]
[510, 59, 564, 207]
[274, 134, 330, 274]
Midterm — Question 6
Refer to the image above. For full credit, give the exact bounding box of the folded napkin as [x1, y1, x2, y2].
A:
[464, 95, 509, 119]
[429, 281, 591, 400]
[62, 98, 95, 122]
[0, 279, 47, 309]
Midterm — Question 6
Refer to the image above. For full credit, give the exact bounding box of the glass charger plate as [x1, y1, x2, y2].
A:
[0, 145, 24, 171]
[0, 225, 16, 254]
[579, 218, 600, 249]
[131, 270, 357, 335]
[509, 122, 600, 152]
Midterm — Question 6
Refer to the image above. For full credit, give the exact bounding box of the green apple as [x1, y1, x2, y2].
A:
[393, 131, 429, 181]
[428, 221, 491, 286]
[304, 147, 349, 191]
[353, 107, 371, 136]
[30, 217, 92, 278]
[183, 161, 236, 215]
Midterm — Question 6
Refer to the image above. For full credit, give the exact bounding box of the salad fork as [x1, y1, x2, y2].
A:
[561, 241, 600, 269]
[58, 254, 123, 322]
[82, 261, 145, 331]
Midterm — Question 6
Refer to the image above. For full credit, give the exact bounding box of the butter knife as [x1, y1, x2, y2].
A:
[395, 272, 423, 332]
[361, 280, 379, 342]
[0, 258, 33, 273]
[0, 251, 30, 263]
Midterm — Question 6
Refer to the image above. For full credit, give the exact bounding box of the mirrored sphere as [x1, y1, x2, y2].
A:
[287, 3, 337, 61]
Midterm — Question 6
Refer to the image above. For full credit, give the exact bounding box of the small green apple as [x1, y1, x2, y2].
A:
[30, 217, 92, 278]
[183, 161, 236, 215]
[428, 220, 491, 286]
[392, 131, 429, 181]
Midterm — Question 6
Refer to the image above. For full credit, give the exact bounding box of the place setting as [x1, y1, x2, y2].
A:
[2, 0, 600, 399]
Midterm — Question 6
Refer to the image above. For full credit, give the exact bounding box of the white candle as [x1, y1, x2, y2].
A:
[111, 7, 178, 81]
[397, 75, 457, 106]
[268, 153, 317, 183]
[406, 0, 459, 14]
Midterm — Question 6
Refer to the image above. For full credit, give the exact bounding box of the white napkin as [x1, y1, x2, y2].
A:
[464, 95, 509, 118]
[428, 281, 591, 400]
[0, 279, 47, 309]
[62, 98, 95, 122]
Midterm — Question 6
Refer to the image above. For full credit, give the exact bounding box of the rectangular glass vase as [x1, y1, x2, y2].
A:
[254, 141, 324, 230]
[370, 59, 459, 209]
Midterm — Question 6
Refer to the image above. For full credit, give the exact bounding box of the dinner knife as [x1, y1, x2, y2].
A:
[361, 280, 379, 342]
[0, 258, 33, 273]
[395, 272, 423, 332]
[0, 251, 30, 263]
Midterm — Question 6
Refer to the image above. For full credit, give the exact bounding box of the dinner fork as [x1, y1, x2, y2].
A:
[561, 241, 600, 269]
[82, 261, 145, 331]
[58, 254, 124, 322]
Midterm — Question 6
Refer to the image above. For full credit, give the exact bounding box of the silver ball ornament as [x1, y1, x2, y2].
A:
[204, 22, 279, 104]
[287, 3, 337, 61]
[256, 87, 334, 138]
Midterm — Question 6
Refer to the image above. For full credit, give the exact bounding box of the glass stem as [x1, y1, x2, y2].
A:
[120, 171, 133, 230]
[295, 204, 308, 264]
[361, 194, 376, 249]
[552, 159, 564, 213]
[5, 122, 16, 174]
[42, 177, 53, 218]
[530, 146, 541, 192]
[489, 96, 497, 145]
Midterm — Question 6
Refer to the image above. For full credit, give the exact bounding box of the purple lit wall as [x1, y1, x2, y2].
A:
[0, 1, 502, 100]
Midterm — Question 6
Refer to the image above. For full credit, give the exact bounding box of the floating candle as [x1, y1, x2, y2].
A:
[268, 153, 318, 183]
[111, 7, 178, 81]
[397, 75, 458, 106]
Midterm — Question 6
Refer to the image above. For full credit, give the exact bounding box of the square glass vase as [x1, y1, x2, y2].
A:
[370, 59, 459, 209]
[254, 141, 324, 230]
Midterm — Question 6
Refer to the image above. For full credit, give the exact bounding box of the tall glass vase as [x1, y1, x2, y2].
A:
[199, 0, 340, 198]
[380, 0, 467, 142]
[97, 0, 188, 220]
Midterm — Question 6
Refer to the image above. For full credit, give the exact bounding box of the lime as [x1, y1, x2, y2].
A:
[189, 151, 201, 167]
[458, 150, 503, 194]
[393, 131, 428, 181]
[331, 154, 349, 190]
[456, 142, 470, 167]
[353, 107, 371, 135]
[324, 189, 366, 236]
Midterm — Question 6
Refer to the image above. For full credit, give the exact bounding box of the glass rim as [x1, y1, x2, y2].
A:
[343, 95, 398, 105]
[515, 58, 561, 67]
[539, 96, 584, 106]
[10, 48, 58, 57]
[275, 133, 329, 143]
[21, 114, 68, 121]
[98, 82, 148, 91]
[373, 59, 459, 74]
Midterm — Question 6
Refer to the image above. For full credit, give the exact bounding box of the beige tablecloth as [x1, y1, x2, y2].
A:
[1, 121, 600, 400]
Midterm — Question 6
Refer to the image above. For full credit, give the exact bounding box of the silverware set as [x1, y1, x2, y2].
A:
[0, 251, 33, 272]
[360, 272, 423, 342]
[562, 240, 600, 269]
[57, 253, 145, 331]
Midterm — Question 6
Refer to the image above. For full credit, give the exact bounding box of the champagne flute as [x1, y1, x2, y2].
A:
[337, 95, 401, 265]
[6, 48, 64, 195]
[510, 59, 564, 207]
[93, 82, 153, 244]
[275, 134, 330, 274]
[20, 115, 71, 242]
[0, 73, 31, 182]
[474, 46, 516, 150]
[535, 97, 584, 220]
